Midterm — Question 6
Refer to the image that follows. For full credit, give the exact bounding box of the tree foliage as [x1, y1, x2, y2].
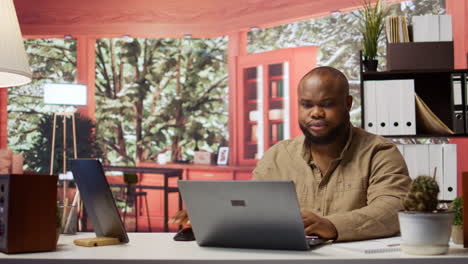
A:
[23, 113, 102, 174]
[8, 39, 78, 170]
[95, 38, 228, 165]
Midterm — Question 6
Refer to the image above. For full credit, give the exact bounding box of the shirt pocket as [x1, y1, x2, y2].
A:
[329, 177, 368, 212]
[335, 176, 367, 192]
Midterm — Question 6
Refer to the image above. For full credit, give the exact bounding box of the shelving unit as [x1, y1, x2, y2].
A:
[236, 46, 317, 165]
[359, 54, 468, 199]
[360, 68, 468, 136]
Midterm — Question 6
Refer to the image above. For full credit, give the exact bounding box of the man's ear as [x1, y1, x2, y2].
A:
[346, 95, 353, 111]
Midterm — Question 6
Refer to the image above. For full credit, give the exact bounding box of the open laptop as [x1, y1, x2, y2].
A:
[70, 159, 129, 243]
[178, 180, 327, 250]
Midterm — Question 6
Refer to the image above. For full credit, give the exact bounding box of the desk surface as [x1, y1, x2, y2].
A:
[1, 233, 468, 264]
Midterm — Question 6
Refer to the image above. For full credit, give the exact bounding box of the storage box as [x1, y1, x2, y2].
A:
[386, 41, 453, 71]
[0, 174, 58, 253]
[193, 151, 214, 165]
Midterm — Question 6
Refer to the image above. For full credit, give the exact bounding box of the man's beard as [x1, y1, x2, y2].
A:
[300, 115, 350, 145]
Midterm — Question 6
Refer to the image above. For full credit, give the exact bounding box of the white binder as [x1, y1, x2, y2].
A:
[388, 80, 403, 135]
[412, 15, 426, 42]
[412, 15, 440, 42]
[403, 145, 429, 179]
[442, 144, 457, 200]
[375, 81, 389, 135]
[402, 144, 458, 201]
[428, 144, 444, 200]
[439, 15, 453, 41]
[401, 80, 416, 135]
[364, 81, 377, 134]
[427, 15, 440, 42]
[396, 144, 404, 156]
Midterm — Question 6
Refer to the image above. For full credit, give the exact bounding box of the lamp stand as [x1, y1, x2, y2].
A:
[49, 112, 77, 201]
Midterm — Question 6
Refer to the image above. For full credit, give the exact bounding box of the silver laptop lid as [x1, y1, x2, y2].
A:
[178, 180, 309, 250]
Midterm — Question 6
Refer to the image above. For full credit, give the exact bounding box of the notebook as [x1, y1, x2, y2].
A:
[333, 236, 401, 254]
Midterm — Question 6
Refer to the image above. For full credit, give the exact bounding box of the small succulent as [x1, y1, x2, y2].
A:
[402, 175, 439, 212]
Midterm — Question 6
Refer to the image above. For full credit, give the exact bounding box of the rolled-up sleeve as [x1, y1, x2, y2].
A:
[324, 143, 411, 241]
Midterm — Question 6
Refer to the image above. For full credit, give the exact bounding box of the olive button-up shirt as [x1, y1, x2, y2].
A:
[252, 125, 411, 241]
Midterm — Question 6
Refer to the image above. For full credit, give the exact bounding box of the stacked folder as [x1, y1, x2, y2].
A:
[385, 16, 410, 43]
[412, 15, 452, 42]
[396, 144, 457, 201]
[364, 79, 416, 136]
[364, 79, 455, 136]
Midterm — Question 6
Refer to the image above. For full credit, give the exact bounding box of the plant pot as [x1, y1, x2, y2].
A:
[363, 59, 378, 72]
[398, 211, 454, 255]
[451, 225, 464, 245]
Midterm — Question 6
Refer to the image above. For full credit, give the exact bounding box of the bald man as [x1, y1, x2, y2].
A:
[253, 66, 411, 241]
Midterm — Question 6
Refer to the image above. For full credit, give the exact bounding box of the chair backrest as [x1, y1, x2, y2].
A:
[123, 173, 138, 185]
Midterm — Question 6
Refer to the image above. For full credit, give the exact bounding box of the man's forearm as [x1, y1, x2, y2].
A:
[323, 196, 403, 241]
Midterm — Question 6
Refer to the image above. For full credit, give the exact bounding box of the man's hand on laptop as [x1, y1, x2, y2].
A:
[301, 209, 337, 240]
[169, 210, 191, 227]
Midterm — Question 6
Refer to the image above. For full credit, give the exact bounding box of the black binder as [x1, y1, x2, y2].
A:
[451, 74, 468, 134]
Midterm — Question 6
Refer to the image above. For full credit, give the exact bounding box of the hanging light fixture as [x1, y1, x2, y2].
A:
[0, 0, 32, 87]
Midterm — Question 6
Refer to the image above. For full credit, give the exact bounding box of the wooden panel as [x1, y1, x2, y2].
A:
[14, 0, 407, 37]
[187, 170, 233, 181]
[463, 171, 468, 248]
[136, 162, 254, 173]
[76, 36, 96, 120]
[235, 171, 253, 180]
[0, 89, 7, 149]
[446, 0, 468, 69]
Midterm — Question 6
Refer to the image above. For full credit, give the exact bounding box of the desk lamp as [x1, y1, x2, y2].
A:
[0, 0, 32, 146]
[0, 0, 32, 88]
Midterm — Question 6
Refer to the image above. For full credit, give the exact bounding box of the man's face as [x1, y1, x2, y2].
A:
[298, 75, 352, 145]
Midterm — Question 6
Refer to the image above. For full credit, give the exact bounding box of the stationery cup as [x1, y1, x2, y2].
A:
[58, 203, 78, 234]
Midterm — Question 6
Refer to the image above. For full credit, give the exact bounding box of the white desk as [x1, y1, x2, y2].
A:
[1, 233, 467, 264]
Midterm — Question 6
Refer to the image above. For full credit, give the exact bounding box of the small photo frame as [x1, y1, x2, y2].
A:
[217, 146, 229, 165]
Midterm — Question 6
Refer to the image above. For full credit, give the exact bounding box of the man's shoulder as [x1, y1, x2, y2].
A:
[253, 135, 306, 180]
[352, 126, 395, 148]
[266, 135, 304, 156]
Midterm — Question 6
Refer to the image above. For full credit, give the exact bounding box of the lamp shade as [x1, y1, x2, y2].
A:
[43, 83, 87, 106]
[0, 0, 32, 87]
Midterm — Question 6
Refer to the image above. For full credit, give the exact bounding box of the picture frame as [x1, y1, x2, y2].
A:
[217, 146, 229, 165]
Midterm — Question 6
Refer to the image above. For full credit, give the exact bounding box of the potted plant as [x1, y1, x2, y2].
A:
[357, 0, 386, 71]
[451, 196, 463, 244]
[399, 175, 454, 255]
